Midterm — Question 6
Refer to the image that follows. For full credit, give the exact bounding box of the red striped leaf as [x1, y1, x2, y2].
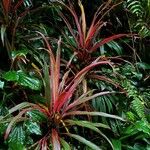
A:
[90, 34, 129, 52]
[52, 129, 61, 150]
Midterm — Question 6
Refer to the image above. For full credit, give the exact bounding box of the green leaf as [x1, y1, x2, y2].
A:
[136, 62, 150, 70]
[3, 71, 41, 90]
[11, 49, 28, 60]
[66, 133, 102, 150]
[65, 111, 125, 121]
[112, 139, 121, 150]
[66, 120, 113, 149]
[27, 110, 47, 122]
[106, 40, 122, 55]
[135, 120, 150, 134]
[18, 71, 41, 90]
[3, 71, 19, 81]
[60, 138, 71, 150]
[8, 125, 25, 150]
[0, 80, 4, 89]
[25, 121, 41, 135]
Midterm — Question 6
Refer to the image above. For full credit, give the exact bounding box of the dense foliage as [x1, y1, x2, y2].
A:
[0, 0, 149, 149]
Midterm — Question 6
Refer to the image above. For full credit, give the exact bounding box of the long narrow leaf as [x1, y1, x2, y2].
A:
[60, 138, 71, 150]
[4, 108, 32, 140]
[66, 120, 114, 149]
[54, 61, 111, 112]
[2, 0, 10, 14]
[64, 91, 114, 112]
[52, 129, 61, 150]
[57, 0, 84, 46]
[66, 133, 102, 150]
[78, 0, 86, 41]
[64, 111, 125, 121]
[90, 34, 129, 52]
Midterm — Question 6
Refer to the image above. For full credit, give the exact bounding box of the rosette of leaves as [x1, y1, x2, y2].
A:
[0, 33, 125, 150]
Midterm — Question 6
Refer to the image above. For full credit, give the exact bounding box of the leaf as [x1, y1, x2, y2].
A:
[8, 125, 25, 150]
[64, 111, 125, 121]
[18, 71, 41, 90]
[60, 138, 71, 150]
[11, 49, 28, 60]
[0, 80, 4, 89]
[25, 121, 41, 135]
[66, 120, 113, 149]
[8, 102, 33, 115]
[26, 110, 47, 122]
[112, 139, 121, 150]
[3, 71, 41, 90]
[2, 0, 11, 14]
[90, 34, 129, 52]
[106, 40, 122, 55]
[3, 71, 19, 81]
[1, 25, 6, 46]
[78, 0, 86, 40]
[52, 129, 61, 150]
[65, 91, 114, 112]
[66, 133, 102, 150]
[136, 62, 150, 70]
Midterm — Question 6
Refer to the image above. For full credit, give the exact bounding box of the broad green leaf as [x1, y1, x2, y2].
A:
[60, 138, 71, 150]
[0, 80, 4, 89]
[3, 71, 19, 81]
[25, 121, 41, 135]
[8, 125, 25, 150]
[27, 110, 47, 122]
[3, 71, 41, 90]
[66, 133, 102, 150]
[18, 71, 41, 90]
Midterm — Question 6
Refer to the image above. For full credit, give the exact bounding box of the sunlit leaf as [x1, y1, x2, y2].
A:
[3, 71, 41, 90]
[25, 121, 41, 135]
[1, 25, 6, 46]
[0, 80, 4, 89]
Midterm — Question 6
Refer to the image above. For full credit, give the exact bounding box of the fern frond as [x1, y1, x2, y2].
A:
[126, 0, 143, 16]
[132, 97, 146, 120]
[121, 79, 146, 120]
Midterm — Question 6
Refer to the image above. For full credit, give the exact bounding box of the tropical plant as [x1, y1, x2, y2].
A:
[110, 62, 150, 150]
[0, 33, 125, 149]
[52, 0, 130, 63]
[125, 0, 150, 38]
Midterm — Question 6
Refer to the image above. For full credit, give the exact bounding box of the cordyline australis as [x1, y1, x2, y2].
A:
[1, 32, 125, 150]
[55, 0, 132, 61]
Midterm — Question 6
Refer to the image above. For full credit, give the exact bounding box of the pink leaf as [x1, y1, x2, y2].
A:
[52, 129, 61, 150]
